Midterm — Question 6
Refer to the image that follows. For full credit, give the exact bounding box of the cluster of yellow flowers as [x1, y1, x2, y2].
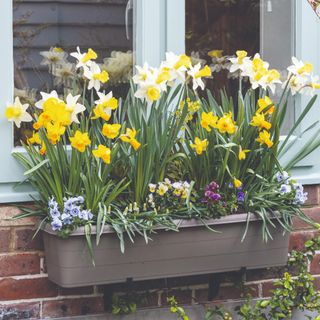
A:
[176, 98, 201, 122]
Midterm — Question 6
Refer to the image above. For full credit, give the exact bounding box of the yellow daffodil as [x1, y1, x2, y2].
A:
[147, 86, 161, 101]
[233, 178, 242, 188]
[201, 111, 218, 132]
[102, 123, 121, 139]
[70, 130, 91, 152]
[229, 50, 249, 73]
[238, 146, 250, 160]
[46, 122, 66, 145]
[82, 48, 97, 63]
[39, 142, 47, 155]
[5, 97, 32, 128]
[134, 84, 161, 103]
[120, 128, 141, 151]
[188, 64, 212, 90]
[27, 132, 41, 145]
[91, 104, 111, 121]
[257, 96, 275, 114]
[208, 50, 224, 58]
[250, 113, 272, 130]
[174, 54, 191, 70]
[70, 47, 97, 69]
[190, 137, 209, 155]
[83, 62, 109, 91]
[156, 68, 172, 84]
[217, 113, 236, 134]
[256, 130, 274, 148]
[92, 145, 111, 164]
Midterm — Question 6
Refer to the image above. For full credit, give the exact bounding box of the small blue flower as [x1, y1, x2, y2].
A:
[48, 197, 58, 209]
[279, 184, 292, 195]
[61, 213, 72, 225]
[75, 196, 84, 204]
[64, 199, 74, 211]
[293, 183, 303, 191]
[79, 210, 93, 220]
[293, 190, 308, 205]
[276, 171, 290, 184]
[237, 191, 245, 202]
[69, 205, 81, 217]
[51, 218, 62, 231]
[50, 207, 61, 219]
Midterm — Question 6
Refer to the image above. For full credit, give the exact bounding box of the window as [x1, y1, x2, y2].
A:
[0, 0, 319, 203]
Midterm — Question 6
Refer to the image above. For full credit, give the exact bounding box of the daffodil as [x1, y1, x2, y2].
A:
[52, 62, 74, 85]
[43, 100, 72, 127]
[70, 130, 91, 152]
[217, 113, 236, 134]
[238, 146, 250, 160]
[91, 92, 118, 121]
[65, 93, 86, 124]
[46, 122, 66, 145]
[162, 52, 191, 81]
[132, 63, 152, 84]
[134, 84, 161, 103]
[70, 47, 97, 69]
[92, 145, 111, 164]
[83, 62, 109, 91]
[288, 57, 313, 77]
[201, 111, 218, 132]
[27, 131, 41, 145]
[102, 123, 121, 139]
[256, 130, 274, 148]
[233, 178, 242, 188]
[5, 97, 32, 128]
[208, 50, 224, 58]
[35, 90, 62, 109]
[229, 50, 250, 73]
[250, 113, 272, 130]
[40, 47, 67, 66]
[187, 64, 212, 90]
[39, 142, 47, 155]
[257, 96, 275, 114]
[190, 137, 208, 155]
[120, 128, 141, 150]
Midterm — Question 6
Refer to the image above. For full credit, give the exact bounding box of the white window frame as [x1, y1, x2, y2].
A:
[0, 0, 319, 203]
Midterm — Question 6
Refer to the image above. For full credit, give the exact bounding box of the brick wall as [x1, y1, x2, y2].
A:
[0, 185, 319, 319]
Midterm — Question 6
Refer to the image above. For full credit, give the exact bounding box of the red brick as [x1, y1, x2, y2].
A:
[0, 228, 11, 252]
[246, 267, 286, 282]
[289, 230, 319, 251]
[58, 286, 94, 296]
[0, 302, 40, 319]
[262, 281, 275, 297]
[0, 253, 40, 277]
[196, 284, 259, 302]
[13, 228, 43, 251]
[42, 297, 104, 318]
[304, 185, 320, 206]
[310, 254, 320, 274]
[293, 206, 320, 229]
[0, 206, 37, 227]
[0, 277, 58, 300]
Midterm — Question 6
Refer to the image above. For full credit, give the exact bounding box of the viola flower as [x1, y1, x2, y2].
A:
[237, 191, 245, 202]
[50, 207, 61, 219]
[148, 183, 157, 193]
[190, 137, 209, 155]
[51, 218, 62, 231]
[92, 145, 111, 164]
[201, 111, 218, 132]
[70, 130, 91, 152]
[83, 62, 109, 91]
[256, 130, 274, 148]
[233, 178, 242, 189]
[157, 183, 169, 196]
[120, 128, 141, 150]
[65, 93, 86, 124]
[70, 47, 98, 69]
[280, 184, 292, 195]
[61, 213, 72, 225]
[102, 123, 121, 139]
[276, 171, 290, 183]
[5, 97, 33, 128]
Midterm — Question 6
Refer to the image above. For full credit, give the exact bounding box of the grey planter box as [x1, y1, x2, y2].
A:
[42, 213, 289, 288]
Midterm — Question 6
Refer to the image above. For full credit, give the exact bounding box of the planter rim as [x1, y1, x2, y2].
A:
[41, 212, 280, 236]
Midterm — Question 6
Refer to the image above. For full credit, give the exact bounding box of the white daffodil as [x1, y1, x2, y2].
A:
[187, 63, 212, 90]
[70, 47, 98, 69]
[95, 91, 118, 110]
[162, 52, 192, 81]
[35, 90, 62, 109]
[132, 63, 152, 84]
[40, 47, 67, 66]
[288, 57, 313, 78]
[65, 93, 86, 123]
[134, 83, 162, 103]
[229, 50, 251, 73]
[83, 62, 109, 91]
[5, 97, 32, 128]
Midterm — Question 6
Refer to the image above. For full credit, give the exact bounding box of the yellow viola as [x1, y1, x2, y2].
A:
[250, 113, 272, 130]
[92, 145, 111, 164]
[256, 130, 274, 148]
[70, 130, 91, 152]
[217, 113, 236, 134]
[201, 111, 218, 132]
[233, 178, 242, 188]
[120, 128, 141, 151]
[190, 137, 209, 155]
[102, 123, 121, 139]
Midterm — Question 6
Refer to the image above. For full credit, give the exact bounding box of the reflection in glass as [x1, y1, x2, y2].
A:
[13, 0, 133, 145]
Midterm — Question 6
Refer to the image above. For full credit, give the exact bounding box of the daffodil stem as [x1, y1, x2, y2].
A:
[219, 149, 230, 185]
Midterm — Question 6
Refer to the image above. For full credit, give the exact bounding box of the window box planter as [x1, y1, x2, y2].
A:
[42, 213, 289, 288]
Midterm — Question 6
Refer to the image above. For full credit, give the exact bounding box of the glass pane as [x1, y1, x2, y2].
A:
[185, 0, 294, 133]
[13, 0, 134, 145]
